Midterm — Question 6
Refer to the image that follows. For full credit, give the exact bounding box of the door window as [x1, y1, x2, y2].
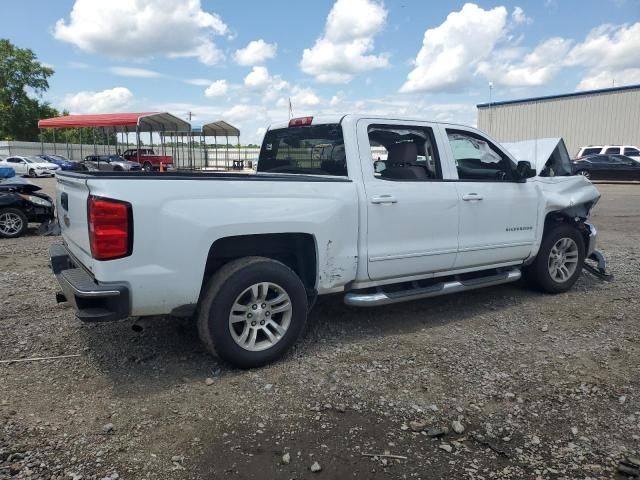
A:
[447, 130, 515, 181]
[623, 148, 640, 156]
[367, 125, 441, 181]
[604, 147, 620, 154]
[580, 147, 601, 156]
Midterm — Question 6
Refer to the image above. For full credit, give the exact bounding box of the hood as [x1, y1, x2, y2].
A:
[0, 176, 41, 192]
[502, 138, 573, 176]
[34, 162, 59, 169]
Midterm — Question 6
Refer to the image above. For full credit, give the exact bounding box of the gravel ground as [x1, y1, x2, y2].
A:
[1, 178, 639, 480]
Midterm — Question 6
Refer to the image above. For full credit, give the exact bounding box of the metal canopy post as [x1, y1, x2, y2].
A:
[80, 129, 83, 160]
[53, 129, 57, 154]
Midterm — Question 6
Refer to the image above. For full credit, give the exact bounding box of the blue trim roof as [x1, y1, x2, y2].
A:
[477, 83, 640, 108]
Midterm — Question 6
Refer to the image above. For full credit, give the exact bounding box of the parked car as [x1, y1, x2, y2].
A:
[0, 155, 60, 177]
[38, 154, 83, 171]
[0, 168, 55, 238]
[50, 114, 603, 368]
[121, 148, 173, 171]
[83, 155, 142, 172]
[575, 145, 640, 161]
[572, 154, 640, 180]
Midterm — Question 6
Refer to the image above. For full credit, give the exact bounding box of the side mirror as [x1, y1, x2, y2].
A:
[373, 160, 386, 173]
[516, 160, 536, 181]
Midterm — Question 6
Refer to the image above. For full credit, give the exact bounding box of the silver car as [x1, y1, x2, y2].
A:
[83, 155, 142, 172]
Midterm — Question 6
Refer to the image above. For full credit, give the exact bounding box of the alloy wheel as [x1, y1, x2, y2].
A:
[547, 237, 579, 283]
[228, 282, 292, 352]
[0, 212, 24, 236]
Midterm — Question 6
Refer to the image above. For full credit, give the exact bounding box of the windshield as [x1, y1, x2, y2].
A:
[258, 124, 346, 176]
[50, 155, 69, 161]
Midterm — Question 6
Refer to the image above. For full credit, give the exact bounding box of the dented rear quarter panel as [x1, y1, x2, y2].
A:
[82, 177, 360, 315]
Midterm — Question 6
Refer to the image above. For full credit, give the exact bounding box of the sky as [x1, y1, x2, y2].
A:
[3, 0, 640, 143]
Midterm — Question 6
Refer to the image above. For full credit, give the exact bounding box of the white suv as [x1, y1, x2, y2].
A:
[576, 145, 640, 161]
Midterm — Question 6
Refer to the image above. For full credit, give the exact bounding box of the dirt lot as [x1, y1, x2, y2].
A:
[1, 178, 639, 479]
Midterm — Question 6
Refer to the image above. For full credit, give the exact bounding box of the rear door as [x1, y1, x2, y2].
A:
[441, 126, 538, 269]
[7, 157, 27, 175]
[357, 119, 460, 280]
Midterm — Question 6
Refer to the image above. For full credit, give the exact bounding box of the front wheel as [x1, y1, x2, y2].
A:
[28, 169, 36, 177]
[197, 257, 308, 368]
[576, 170, 591, 180]
[0, 208, 28, 238]
[524, 223, 585, 293]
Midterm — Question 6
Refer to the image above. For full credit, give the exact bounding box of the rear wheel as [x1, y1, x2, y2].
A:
[0, 208, 28, 238]
[524, 223, 585, 293]
[143, 162, 152, 172]
[197, 257, 308, 368]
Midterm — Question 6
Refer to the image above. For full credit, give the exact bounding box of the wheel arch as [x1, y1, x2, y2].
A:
[200, 233, 318, 299]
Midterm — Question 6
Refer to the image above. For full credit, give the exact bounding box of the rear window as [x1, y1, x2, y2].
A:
[258, 124, 346, 176]
[624, 147, 639, 156]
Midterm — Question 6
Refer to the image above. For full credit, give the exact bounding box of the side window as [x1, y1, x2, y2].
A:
[7, 158, 20, 163]
[367, 125, 441, 181]
[446, 130, 514, 181]
[604, 147, 620, 154]
[581, 147, 601, 157]
[624, 147, 639, 156]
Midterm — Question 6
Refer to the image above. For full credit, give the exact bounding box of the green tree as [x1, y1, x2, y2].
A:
[0, 38, 55, 140]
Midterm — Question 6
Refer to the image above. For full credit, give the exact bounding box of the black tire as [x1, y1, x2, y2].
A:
[28, 169, 36, 178]
[0, 208, 28, 239]
[197, 256, 308, 368]
[113, 166, 123, 172]
[524, 223, 585, 294]
[143, 162, 152, 172]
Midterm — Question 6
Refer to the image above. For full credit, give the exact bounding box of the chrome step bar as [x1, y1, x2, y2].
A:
[344, 269, 522, 307]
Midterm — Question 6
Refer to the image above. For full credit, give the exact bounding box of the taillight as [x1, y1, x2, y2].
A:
[288, 116, 313, 127]
[88, 196, 132, 260]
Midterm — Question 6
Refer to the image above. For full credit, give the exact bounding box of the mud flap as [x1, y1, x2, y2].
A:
[583, 250, 612, 280]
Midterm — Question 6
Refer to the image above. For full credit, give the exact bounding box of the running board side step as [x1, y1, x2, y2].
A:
[344, 269, 522, 307]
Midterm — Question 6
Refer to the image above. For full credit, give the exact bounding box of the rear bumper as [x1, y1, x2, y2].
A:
[49, 244, 130, 322]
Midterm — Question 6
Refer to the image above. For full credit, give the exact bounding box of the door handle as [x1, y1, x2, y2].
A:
[371, 194, 398, 204]
[462, 193, 483, 201]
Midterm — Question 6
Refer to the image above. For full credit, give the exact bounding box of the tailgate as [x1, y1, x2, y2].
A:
[56, 174, 92, 257]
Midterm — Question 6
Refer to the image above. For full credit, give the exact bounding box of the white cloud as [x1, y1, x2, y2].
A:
[234, 39, 277, 66]
[204, 80, 228, 97]
[478, 37, 572, 87]
[511, 6, 532, 25]
[223, 104, 258, 122]
[255, 127, 267, 144]
[300, 0, 388, 83]
[400, 3, 508, 93]
[63, 87, 133, 114]
[567, 22, 640, 70]
[185, 78, 212, 86]
[577, 68, 640, 90]
[244, 66, 272, 89]
[54, 0, 228, 65]
[109, 66, 163, 78]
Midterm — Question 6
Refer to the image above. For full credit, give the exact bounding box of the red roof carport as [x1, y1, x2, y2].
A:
[38, 112, 191, 132]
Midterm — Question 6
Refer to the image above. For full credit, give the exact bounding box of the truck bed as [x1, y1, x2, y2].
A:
[56, 170, 352, 182]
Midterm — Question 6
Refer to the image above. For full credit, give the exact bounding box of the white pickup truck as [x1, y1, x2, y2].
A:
[50, 115, 604, 368]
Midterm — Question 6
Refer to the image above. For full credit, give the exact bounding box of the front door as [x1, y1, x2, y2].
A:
[443, 127, 538, 269]
[358, 120, 460, 281]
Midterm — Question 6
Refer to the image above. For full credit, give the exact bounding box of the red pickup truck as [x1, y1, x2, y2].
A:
[122, 149, 173, 171]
